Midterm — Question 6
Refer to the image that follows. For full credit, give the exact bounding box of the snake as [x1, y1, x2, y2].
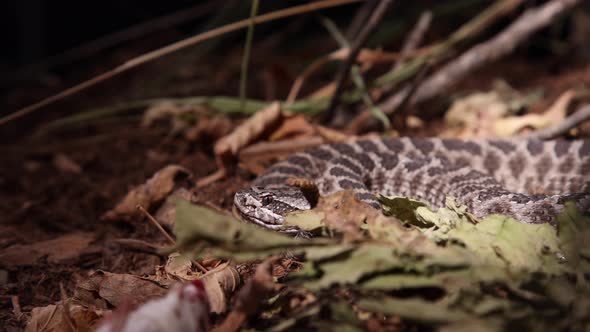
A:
[234, 137, 590, 234]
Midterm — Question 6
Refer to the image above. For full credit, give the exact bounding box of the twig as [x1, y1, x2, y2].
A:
[0, 0, 363, 126]
[239, 136, 324, 160]
[239, 0, 260, 112]
[349, 10, 432, 133]
[136, 205, 208, 273]
[374, 0, 525, 90]
[392, 11, 432, 72]
[409, 0, 582, 105]
[528, 104, 590, 140]
[196, 169, 227, 188]
[345, 0, 378, 40]
[347, 62, 431, 133]
[321, 16, 390, 128]
[137, 205, 176, 245]
[321, 0, 394, 125]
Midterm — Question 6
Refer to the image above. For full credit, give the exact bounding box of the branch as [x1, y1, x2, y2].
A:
[410, 0, 582, 105]
[321, 0, 395, 124]
[528, 104, 590, 140]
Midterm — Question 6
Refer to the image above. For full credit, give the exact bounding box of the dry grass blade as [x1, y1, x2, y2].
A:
[323, 0, 395, 124]
[1, 0, 363, 126]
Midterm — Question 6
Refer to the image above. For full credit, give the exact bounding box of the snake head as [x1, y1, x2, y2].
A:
[233, 186, 312, 233]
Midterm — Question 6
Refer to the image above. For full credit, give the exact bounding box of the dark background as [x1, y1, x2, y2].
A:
[2, 0, 201, 65]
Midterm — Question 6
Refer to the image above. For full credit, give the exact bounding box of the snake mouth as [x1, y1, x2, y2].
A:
[233, 202, 302, 234]
[238, 211, 301, 234]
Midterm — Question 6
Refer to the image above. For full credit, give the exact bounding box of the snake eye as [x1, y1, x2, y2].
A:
[261, 195, 274, 205]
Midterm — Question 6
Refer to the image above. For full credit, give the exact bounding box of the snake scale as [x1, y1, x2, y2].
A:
[234, 137, 590, 234]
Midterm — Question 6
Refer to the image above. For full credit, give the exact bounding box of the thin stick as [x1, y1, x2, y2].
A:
[137, 204, 176, 245]
[528, 104, 590, 140]
[240, 0, 260, 112]
[1, 0, 362, 126]
[137, 204, 208, 273]
[392, 11, 432, 72]
[410, 0, 581, 105]
[322, 0, 394, 124]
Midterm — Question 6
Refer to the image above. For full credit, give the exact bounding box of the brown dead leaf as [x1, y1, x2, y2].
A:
[494, 90, 574, 137]
[213, 259, 277, 332]
[0, 232, 97, 266]
[152, 256, 239, 314]
[307, 83, 337, 100]
[315, 125, 352, 143]
[237, 136, 324, 176]
[200, 262, 241, 314]
[53, 153, 82, 174]
[75, 271, 168, 308]
[103, 165, 192, 221]
[269, 114, 315, 141]
[315, 191, 384, 241]
[442, 91, 511, 138]
[25, 303, 102, 332]
[185, 116, 233, 142]
[238, 136, 324, 162]
[214, 102, 282, 161]
[442, 86, 570, 138]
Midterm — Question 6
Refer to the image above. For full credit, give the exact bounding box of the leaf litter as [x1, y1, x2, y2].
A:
[9, 2, 590, 331]
[174, 190, 590, 330]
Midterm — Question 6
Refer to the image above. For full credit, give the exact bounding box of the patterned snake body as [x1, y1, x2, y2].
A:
[234, 138, 590, 233]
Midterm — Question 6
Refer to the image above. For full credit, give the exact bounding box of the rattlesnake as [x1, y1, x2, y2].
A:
[234, 138, 590, 234]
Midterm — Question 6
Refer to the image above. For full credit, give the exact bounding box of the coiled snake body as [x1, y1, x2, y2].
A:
[234, 138, 590, 234]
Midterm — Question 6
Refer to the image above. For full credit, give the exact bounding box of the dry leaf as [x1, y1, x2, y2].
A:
[185, 116, 233, 142]
[213, 260, 276, 332]
[237, 137, 324, 176]
[163, 254, 240, 314]
[214, 102, 282, 160]
[25, 303, 102, 332]
[0, 232, 96, 266]
[443, 91, 511, 138]
[103, 165, 192, 220]
[314, 125, 350, 143]
[200, 262, 241, 314]
[74, 271, 167, 308]
[269, 114, 315, 141]
[494, 90, 575, 137]
[316, 191, 384, 240]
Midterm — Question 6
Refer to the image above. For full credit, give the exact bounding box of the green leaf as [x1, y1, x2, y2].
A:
[284, 210, 325, 232]
[358, 297, 471, 324]
[173, 199, 333, 261]
[378, 195, 430, 226]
